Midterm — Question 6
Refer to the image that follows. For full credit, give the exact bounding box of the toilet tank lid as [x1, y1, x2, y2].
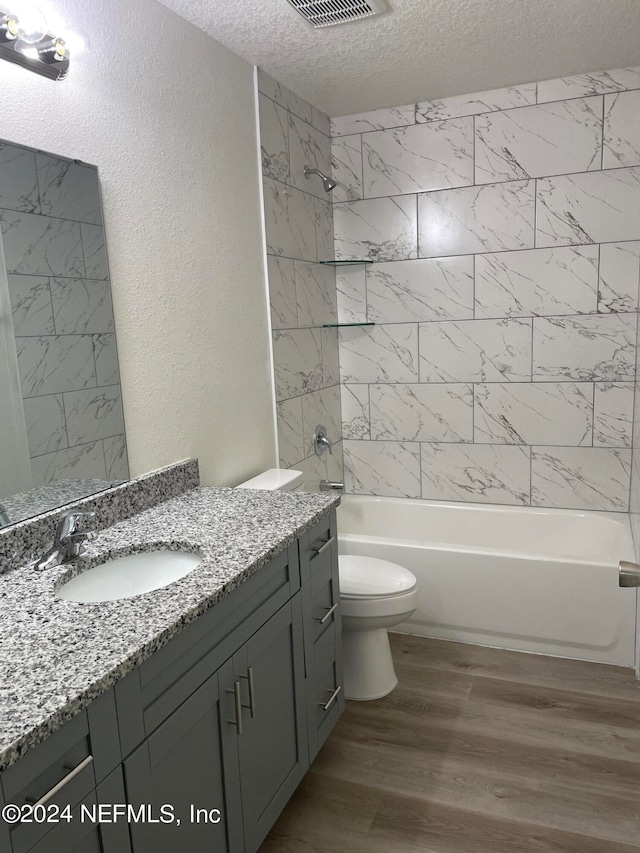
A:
[338, 555, 417, 597]
[236, 469, 304, 491]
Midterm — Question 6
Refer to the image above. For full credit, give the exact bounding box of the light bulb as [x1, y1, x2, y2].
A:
[61, 27, 89, 55]
[36, 35, 65, 63]
[0, 13, 19, 40]
[12, 2, 47, 44]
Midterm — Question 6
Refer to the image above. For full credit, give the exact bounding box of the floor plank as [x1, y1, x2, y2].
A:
[390, 634, 640, 700]
[262, 634, 640, 852]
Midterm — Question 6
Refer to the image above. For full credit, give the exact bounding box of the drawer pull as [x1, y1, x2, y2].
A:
[226, 681, 243, 735]
[317, 602, 338, 624]
[240, 667, 256, 718]
[312, 536, 335, 558]
[25, 755, 93, 807]
[320, 685, 341, 712]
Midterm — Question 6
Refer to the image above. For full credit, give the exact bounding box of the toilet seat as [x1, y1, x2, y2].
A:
[339, 555, 417, 599]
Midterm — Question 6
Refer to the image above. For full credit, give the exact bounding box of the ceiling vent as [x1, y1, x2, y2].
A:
[284, 0, 389, 29]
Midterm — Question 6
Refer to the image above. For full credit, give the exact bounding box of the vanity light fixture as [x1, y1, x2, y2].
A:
[0, 4, 69, 80]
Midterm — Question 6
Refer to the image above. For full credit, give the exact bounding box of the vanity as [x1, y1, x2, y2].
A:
[0, 466, 343, 853]
[0, 134, 345, 852]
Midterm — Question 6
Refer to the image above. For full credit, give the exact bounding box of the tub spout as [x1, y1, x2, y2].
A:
[619, 560, 640, 587]
[320, 480, 344, 492]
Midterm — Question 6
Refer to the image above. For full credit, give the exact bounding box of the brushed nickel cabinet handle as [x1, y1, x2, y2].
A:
[319, 685, 341, 712]
[312, 536, 335, 558]
[226, 681, 243, 735]
[25, 755, 93, 807]
[317, 602, 338, 624]
[240, 667, 256, 718]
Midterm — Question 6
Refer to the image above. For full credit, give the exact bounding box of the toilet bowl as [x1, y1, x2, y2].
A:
[339, 555, 418, 701]
[235, 469, 417, 701]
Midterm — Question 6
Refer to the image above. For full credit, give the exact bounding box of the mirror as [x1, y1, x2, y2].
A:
[0, 139, 129, 527]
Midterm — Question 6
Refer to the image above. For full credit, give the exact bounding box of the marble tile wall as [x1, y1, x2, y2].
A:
[1, 144, 129, 487]
[331, 66, 640, 511]
[257, 70, 343, 490]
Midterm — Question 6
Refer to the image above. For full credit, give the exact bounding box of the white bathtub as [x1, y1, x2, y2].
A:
[337, 496, 638, 668]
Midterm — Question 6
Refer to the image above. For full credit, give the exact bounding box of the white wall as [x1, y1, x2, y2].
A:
[0, 0, 275, 486]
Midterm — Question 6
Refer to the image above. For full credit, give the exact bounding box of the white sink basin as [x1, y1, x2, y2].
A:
[57, 550, 202, 603]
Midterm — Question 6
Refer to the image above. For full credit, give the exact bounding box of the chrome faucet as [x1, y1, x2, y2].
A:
[314, 424, 333, 457]
[0, 502, 10, 527]
[34, 511, 96, 571]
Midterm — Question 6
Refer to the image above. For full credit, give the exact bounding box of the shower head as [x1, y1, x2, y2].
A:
[304, 165, 337, 192]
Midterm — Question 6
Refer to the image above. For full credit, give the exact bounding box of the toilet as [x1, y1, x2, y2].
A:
[339, 555, 418, 701]
[235, 469, 418, 701]
[236, 468, 305, 492]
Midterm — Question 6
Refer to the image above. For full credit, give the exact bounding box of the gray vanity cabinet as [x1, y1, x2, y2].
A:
[299, 512, 345, 761]
[124, 596, 308, 853]
[229, 595, 308, 851]
[0, 693, 129, 853]
[1, 512, 343, 853]
[123, 668, 243, 853]
[24, 771, 131, 853]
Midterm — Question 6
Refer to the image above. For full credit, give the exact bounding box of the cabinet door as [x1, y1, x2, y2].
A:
[227, 596, 308, 852]
[124, 672, 242, 853]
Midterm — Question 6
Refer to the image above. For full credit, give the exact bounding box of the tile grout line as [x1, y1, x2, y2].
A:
[265, 238, 640, 267]
[29, 430, 126, 462]
[330, 82, 640, 138]
[257, 86, 330, 141]
[326, 163, 640, 209]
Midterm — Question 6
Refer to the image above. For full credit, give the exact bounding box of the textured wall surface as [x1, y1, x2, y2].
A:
[0, 0, 275, 488]
[332, 69, 640, 511]
[157, 0, 640, 117]
[257, 70, 343, 491]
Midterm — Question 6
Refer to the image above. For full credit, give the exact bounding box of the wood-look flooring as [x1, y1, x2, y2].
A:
[261, 633, 640, 852]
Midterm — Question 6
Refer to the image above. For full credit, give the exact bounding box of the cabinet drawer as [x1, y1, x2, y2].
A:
[2, 712, 96, 853]
[25, 767, 131, 853]
[116, 543, 300, 749]
[309, 553, 340, 644]
[299, 512, 337, 583]
[312, 625, 343, 738]
[28, 791, 101, 853]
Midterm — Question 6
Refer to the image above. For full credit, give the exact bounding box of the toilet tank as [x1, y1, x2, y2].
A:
[236, 469, 304, 491]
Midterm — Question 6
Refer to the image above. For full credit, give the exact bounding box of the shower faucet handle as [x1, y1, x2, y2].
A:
[314, 424, 333, 457]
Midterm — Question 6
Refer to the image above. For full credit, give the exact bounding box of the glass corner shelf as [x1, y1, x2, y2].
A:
[318, 259, 374, 266]
[322, 322, 375, 328]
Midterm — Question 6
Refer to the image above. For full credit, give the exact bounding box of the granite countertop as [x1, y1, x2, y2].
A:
[0, 485, 340, 771]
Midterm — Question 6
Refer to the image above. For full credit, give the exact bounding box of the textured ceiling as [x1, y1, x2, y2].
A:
[157, 0, 640, 116]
